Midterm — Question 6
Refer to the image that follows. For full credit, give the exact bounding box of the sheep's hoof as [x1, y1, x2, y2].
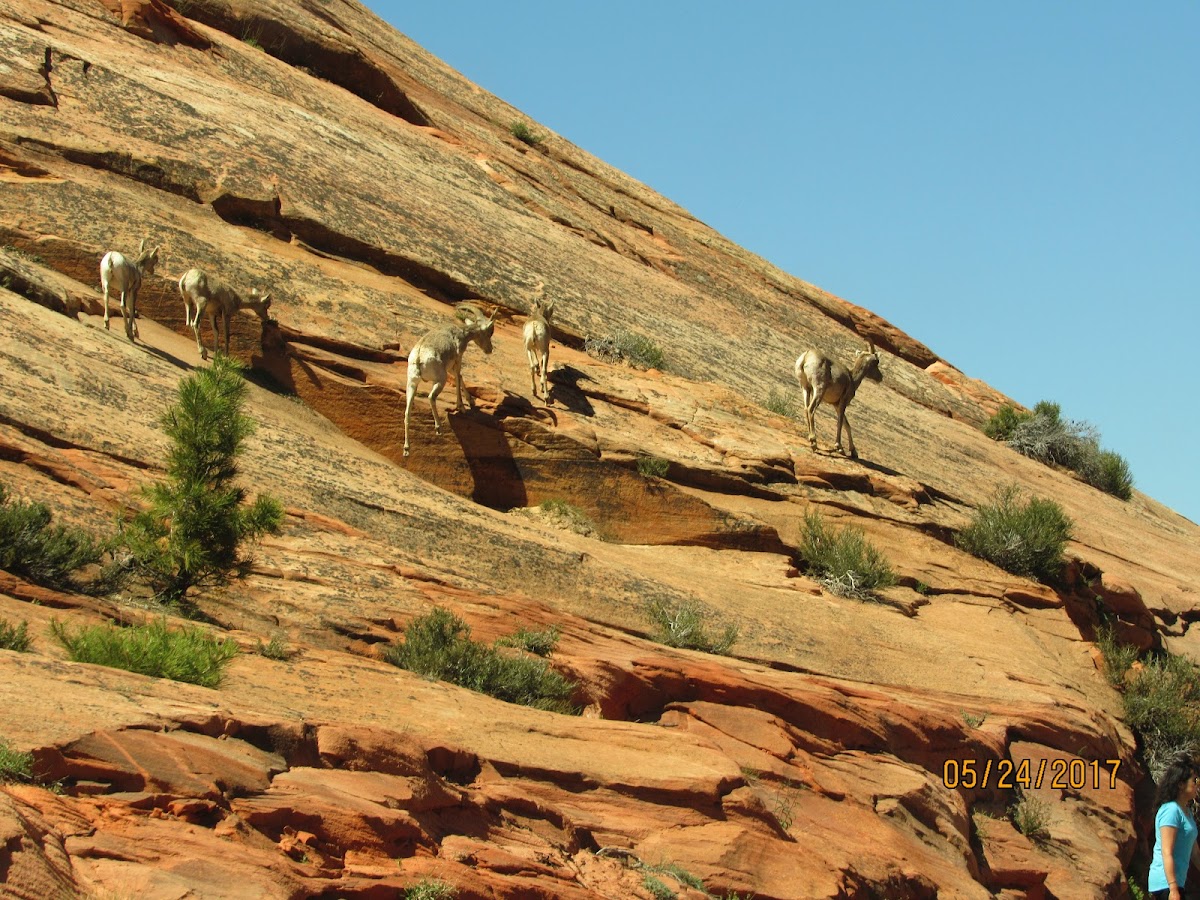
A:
[403, 447, 410, 457]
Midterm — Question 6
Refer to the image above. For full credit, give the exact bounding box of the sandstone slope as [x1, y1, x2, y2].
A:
[1, 1, 1197, 898]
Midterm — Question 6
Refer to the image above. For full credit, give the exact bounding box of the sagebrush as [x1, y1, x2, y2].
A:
[984, 401, 1134, 500]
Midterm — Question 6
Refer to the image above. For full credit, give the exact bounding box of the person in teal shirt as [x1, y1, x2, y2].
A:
[1149, 755, 1200, 899]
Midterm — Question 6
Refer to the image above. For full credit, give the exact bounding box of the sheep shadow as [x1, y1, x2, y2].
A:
[545, 365, 595, 417]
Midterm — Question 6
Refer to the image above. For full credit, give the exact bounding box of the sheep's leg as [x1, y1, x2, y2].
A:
[449, 357, 468, 412]
[833, 401, 855, 458]
[527, 349, 539, 397]
[190, 303, 206, 359]
[403, 366, 420, 456]
[222, 310, 232, 357]
[121, 290, 136, 342]
[428, 380, 445, 434]
[102, 280, 112, 330]
[540, 350, 550, 402]
[205, 310, 219, 361]
[803, 394, 820, 450]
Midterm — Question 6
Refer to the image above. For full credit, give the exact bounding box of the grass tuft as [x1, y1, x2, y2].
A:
[584, 331, 664, 370]
[51, 617, 239, 688]
[645, 596, 738, 655]
[383, 608, 578, 714]
[495, 625, 560, 657]
[1010, 789, 1051, 842]
[403, 879, 458, 900]
[636, 456, 670, 478]
[0, 737, 35, 783]
[0, 617, 31, 652]
[797, 511, 895, 599]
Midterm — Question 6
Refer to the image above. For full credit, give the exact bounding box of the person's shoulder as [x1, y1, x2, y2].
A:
[1157, 801, 1187, 825]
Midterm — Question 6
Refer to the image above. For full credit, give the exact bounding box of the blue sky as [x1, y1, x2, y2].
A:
[370, 2, 1199, 524]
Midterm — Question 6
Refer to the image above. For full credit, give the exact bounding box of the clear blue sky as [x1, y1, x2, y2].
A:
[370, 2, 1199, 524]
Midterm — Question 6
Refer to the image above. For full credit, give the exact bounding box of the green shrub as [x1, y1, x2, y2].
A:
[509, 121, 544, 146]
[764, 388, 798, 418]
[637, 456, 670, 478]
[797, 511, 896, 599]
[120, 356, 282, 601]
[256, 633, 291, 660]
[495, 625, 560, 657]
[645, 596, 738, 655]
[1079, 448, 1134, 501]
[0, 617, 31, 652]
[642, 876, 676, 900]
[956, 487, 1072, 584]
[1096, 623, 1140, 688]
[51, 617, 239, 688]
[1122, 652, 1200, 780]
[0, 738, 35, 783]
[403, 879, 458, 900]
[990, 400, 1134, 501]
[982, 404, 1032, 440]
[383, 608, 578, 714]
[584, 331, 664, 370]
[1010, 790, 1051, 841]
[0, 483, 103, 590]
[538, 499, 597, 536]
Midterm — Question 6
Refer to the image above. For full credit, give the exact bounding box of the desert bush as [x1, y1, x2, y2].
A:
[509, 121, 544, 146]
[0, 737, 34, 783]
[645, 596, 738, 655]
[403, 879, 458, 900]
[636, 456, 670, 478]
[120, 356, 282, 601]
[1078, 448, 1135, 501]
[797, 511, 896, 599]
[538, 499, 598, 536]
[383, 608, 578, 714]
[989, 401, 1134, 500]
[495, 625, 560, 657]
[584, 330, 664, 370]
[956, 487, 1072, 584]
[256, 633, 291, 660]
[51, 617, 239, 688]
[642, 876, 676, 900]
[1010, 789, 1051, 841]
[1122, 652, 1200, 780]
[0, 617, 31, 652]
[1095, 623, 1141, 688]
[982, 404, 1032, 440]
[764, 388, 798, 418]
[0, 483, 103, 591]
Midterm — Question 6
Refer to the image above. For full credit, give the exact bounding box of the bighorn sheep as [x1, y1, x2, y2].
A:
[794, 342, 883, 459]
[177, 268, 272, 361]
[100, 238, 160, 342]
[403, 303, 496, 456]
[522, 298, 555, 401]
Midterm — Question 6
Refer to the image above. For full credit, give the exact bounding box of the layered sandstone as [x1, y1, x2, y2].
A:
[1, 1, 1197, 897]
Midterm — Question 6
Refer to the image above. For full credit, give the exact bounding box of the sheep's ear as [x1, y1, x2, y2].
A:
[138, 238, 146, 254]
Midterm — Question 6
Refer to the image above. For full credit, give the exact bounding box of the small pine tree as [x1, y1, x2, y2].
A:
[122, 356, 282, 600]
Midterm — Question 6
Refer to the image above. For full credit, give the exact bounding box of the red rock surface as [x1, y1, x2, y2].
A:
[1, 1, 1197, 897]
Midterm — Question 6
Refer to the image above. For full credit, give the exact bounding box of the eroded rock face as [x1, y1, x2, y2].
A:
[1, 1, 1197, 897]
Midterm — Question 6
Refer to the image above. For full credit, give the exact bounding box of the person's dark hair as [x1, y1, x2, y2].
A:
[1157, 755, 1199, 807]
